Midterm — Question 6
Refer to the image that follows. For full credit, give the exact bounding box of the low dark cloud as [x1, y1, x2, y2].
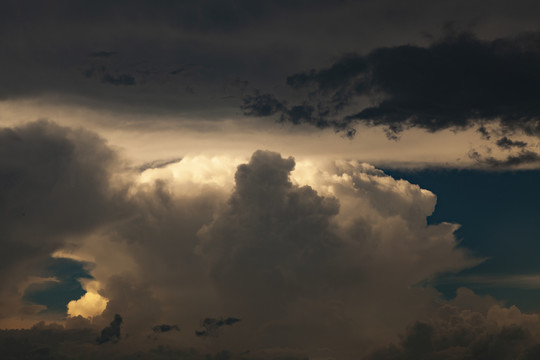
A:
[244, 32, 540, 138]
[195, 317, 240, 337]
[97, 314, 123, 344]
[137, 157, 183, 172]
[153, 324, 180, 333]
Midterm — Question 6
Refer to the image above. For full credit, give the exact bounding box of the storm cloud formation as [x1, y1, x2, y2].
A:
[1, 0, 540, 358]
[244, 32, 540, 138]
[0, 120, 535, 358]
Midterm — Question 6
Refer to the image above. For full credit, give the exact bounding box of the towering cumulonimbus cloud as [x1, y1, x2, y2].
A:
[0, 120, 504, 358]
[189, 151, 481, 354]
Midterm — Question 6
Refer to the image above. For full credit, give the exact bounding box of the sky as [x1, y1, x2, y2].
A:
[1, 1, 540, 359]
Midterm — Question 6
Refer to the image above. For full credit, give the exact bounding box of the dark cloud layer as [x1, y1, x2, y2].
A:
[3, 0, 540, 121]
[244, 32, 540, 138]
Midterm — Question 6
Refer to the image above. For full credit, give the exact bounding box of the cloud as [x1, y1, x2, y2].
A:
[97, 314, 123, 344]
[366, 303, 540, 360]
[153, 324, 180, 333]
[469, 149, 540, 168]
[137, 157, 183, 172]
[67, 282, 109, 318]
[38, 146, 478, 356]
[195, 317, 240, 337]
[0, 121, 488, 357]
[0, 120, 126, 323]
[191, 151, 480, 354]
[4, 0, 540, 124]
[244, 32, 540, 138]
[496, 136, 528, 149]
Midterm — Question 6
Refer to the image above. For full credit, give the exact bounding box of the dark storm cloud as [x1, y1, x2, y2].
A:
[244, 32, 540, 137]
[0, 120, 126, 319]
[4, 0, 540, 121]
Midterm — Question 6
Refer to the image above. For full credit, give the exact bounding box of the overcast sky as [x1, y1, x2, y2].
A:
[1, 1, 540, 359]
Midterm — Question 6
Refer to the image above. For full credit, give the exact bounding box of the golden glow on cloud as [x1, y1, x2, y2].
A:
[67, 280, 108, 319]
[51, 249, 95, 263]
[138, 155, 242, 190]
